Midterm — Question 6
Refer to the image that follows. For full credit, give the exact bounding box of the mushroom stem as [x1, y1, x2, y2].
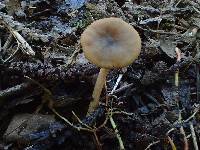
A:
[88, 68, 109, 113]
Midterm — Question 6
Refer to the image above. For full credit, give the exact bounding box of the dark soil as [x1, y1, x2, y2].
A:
[0, 0, 200, 150]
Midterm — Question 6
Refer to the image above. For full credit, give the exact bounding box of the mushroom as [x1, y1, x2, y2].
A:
[81, 17, 141, 113]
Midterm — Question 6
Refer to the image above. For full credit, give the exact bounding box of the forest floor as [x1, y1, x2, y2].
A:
[0, 0, 200, 149]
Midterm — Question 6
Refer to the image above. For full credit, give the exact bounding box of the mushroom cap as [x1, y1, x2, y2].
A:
[81, 17, 141, 69]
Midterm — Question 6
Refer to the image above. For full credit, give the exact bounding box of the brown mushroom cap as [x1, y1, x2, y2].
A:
[81, 17, 141, 69]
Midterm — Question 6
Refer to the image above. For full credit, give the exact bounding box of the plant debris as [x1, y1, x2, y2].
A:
[0, 0, 200, 150]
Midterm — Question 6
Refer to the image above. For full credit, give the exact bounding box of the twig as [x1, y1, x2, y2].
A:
[175, 47, 189, 150]
[196, 42, 200, 102]
[93, 131, 102, 150]
[72, 111, 93, 130]
[167, 136, 177, 150]
[180, 125, 189, 150]
[175, 47, 181, 87]
[112, 83, 133, 94]
[189, 122, 199, 150]
[107, 110, 135, 116]
[52, 108, 92, 132]
[166, 128, 177, 150]
[56, 109, 103, 149]
[110, 74, 123, 94]
[71, 111, 102, 149]
[108, 74, 125, 150]
[109, 115, 125, 150]
[175, 0, 183, 7]
[145, 140, 160, 150]
[167, 128, 175, 135]
[183, 105, 200, 123]
[54, 108, 104, 150]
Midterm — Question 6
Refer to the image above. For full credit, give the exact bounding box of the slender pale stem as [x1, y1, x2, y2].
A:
[87, 68, 109, 113]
